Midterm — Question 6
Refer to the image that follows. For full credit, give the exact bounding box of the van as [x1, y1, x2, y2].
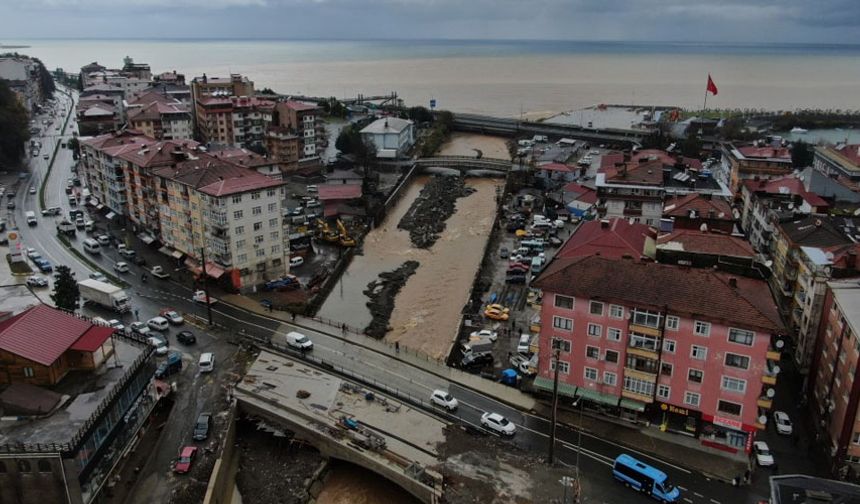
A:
[198, 352, 215, 373]
[461, 340, 493, 356]
[286, 331, 313, 351]
[516, 333, 533, 354]
[68, 195, 77, 206]
[84, 221, 95, 232]
[25, 211, 37, 227]
[83, 238, 101, 255]
[612, 454, 680, 502]
[531, 256, 544, 273]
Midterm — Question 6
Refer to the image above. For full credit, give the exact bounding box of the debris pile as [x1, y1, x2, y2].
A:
[398, 175, 475, 248]
[363, 261, 420, 338]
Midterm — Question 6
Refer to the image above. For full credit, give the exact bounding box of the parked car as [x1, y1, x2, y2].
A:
[773, 411, 793, 436]
[146, 335, 169, 356]
[34, 259, 52, 273]
[96, 234, 110, 246]
[113, 261, 129, 273]
[29, 186, 36, 195]
[460, 351, 493, 371]
[89, 272, 107, 282]
[289, 256, 304, 268]
[483, 304, 510, 321]
[160, 309, 184, 325]
[26, 275, 48, 288]
[193, 413, 212, 441]
[107, 319, 125, 332]
[26, 247, 40, 259]
[480, 412, 516, 436]
[173, 446, 197, 474]
[177, 330, 197, 345]
[147, 316, 169, 332]
[469, 329, 498, 342]
[499, 247, 509, 259]
[119, 247, 136, 259]
[6, 201, 14, 210]
[430, 389, 459, 411]
[155, 351, 182, 379]
[516, 333, 533, 354]
[753, 441, 774, 467]
[193, 290, 217, 304]
[128, 321, 151, 336]
[198, 352, 215, 373]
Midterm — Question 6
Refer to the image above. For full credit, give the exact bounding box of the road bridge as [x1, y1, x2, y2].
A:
[452, 113, 649, 146]
[414, 155, 516, 174]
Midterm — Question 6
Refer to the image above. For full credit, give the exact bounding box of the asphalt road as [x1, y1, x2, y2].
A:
[15, 87, 772, 504]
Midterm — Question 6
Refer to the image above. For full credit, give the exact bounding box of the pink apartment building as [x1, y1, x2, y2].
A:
[533, 255, 784, 453]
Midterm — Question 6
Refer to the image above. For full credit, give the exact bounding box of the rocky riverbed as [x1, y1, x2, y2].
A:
[397, 175, 475, 249]
[363, 260, 419, 339]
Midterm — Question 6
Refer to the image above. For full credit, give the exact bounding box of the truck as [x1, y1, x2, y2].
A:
[149, 266, 171, 280]
[78, 279, 131, 313]
[461, 340, 493, 356]
[56, 220, 76, 237]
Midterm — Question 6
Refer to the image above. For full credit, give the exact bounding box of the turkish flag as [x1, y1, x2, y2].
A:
[707, 74, 718, 96]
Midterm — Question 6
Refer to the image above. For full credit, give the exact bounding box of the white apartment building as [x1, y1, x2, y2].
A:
[360, 117, 415, 159]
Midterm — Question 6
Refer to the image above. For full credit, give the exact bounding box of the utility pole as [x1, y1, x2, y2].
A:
[548, 337, 561, 464]
[200, 246, 213, 326]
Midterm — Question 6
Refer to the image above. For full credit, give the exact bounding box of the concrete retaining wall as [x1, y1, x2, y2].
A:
[202, 400, 239, 504]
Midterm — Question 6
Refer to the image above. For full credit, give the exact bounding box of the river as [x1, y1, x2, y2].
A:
[317, 134, 506, 359]
[315, 461, 419, 504]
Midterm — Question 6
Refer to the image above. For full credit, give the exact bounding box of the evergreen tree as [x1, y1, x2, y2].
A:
[50, 265, 80, 312]
[0, 80, 30, 167]
[792, 140, 814, 169]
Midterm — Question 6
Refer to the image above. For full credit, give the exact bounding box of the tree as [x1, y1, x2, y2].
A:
[792, 140, 814, 169]
[680, 134, 702, 159]
[259, 87, 277, 95]
[50, 265, 80, 312]
[0, 80, 30, 167]
[67, 137, 80, 160]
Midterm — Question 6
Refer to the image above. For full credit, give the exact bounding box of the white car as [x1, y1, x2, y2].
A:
[469, 329, 498, 342]
[91, 316, 110, 327]
[108, 319, 125, 332]
[480, 412, 516, 436]
[289, 256, 304, 268]
[146, 336, 169, 356]
[26, 248, 41, 259]
[162, 310, 184, 325]
[773, 411, 793, 436]
[147, 316, 169, 332]
[89, 272, 107, 282]
[113, 261, 129, 273]
[430, 389, 459, 411]
[193, 290, 217, 304]
[127, 321, 151, 336]
[753, 441, 774, 467]
[25, 275, 49, 288]
[29, 186, 36, 195]
[96, 235, 110, 246]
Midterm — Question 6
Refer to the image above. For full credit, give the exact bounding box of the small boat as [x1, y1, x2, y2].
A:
[791, 127, 808, 134]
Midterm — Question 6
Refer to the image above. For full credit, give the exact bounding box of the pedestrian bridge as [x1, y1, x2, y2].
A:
[414, 156, 515, 173]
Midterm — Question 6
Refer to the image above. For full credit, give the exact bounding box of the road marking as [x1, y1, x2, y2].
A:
[677, 486, 688, 491]
[710, 499, 721, 504]
[683, 499, 693, 504]
[694, 492, 704, 498]
[559, 440, 614, 466]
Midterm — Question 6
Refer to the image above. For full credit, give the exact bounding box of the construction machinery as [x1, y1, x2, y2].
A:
[315, 219, 341, 244]
[336, 219, 356, 247]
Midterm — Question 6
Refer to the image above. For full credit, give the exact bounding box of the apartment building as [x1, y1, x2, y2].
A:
[152, 158, 288, 290]
[126, 90, 192, 141]
[0, 56, 44, 112]
[275, 100, 324, 166]
[808, 279, 860, 471]
[194, 95, 274, 148]
[533, 256, 784, 453]
[265, 127, 300, 174]
[360, 117, 415, 159]
[815, 144, 860, 181]
[79, 130, 157, 216]
[662, 193, 735, 234]
[721, 142, 793, 193]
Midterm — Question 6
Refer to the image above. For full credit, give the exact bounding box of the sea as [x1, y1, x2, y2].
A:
[8, 38, 860, 117]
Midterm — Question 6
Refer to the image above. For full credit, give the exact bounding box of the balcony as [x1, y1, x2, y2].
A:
[757, 396, 773, 409]
[762, 359, 780, 385]
[628, 333, 661, 357]
[621, 388, 653, 404]
[624, 363, 658, 380]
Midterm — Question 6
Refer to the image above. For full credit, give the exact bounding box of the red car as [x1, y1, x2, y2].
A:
[173, 446, 197, 474]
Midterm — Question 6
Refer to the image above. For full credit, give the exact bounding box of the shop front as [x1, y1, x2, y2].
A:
[651, 401, 701, 436]
[700, 414, 756, 454]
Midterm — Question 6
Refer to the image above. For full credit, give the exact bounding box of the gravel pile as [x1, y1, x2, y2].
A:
[397, 175, 475, 249]
[363, 260, 420, 339]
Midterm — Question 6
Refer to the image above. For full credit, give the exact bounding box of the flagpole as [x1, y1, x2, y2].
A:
[703, 82, 708, 113]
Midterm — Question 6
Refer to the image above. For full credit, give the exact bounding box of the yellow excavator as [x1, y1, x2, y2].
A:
[316, 219, 340, 244]
[337, 219, 356, 247]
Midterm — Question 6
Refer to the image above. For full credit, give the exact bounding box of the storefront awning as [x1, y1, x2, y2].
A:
[185, 259, 225, 279]
[137, 233, 155, 245]
[105, 212, 116, 220]
[619, 398, 646, 412]
[160, 246, 185, 260]
[575, 387, 620, 408]
[532, 376, 578, 399]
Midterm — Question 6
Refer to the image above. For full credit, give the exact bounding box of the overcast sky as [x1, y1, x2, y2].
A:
[4, 0, 859, 43]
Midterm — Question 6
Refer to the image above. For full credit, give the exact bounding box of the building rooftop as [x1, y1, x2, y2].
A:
[731, 144, 792, 163]
[561, 182, 597, 204]
[817, 144, 860, 174]
[769, 474, 860, 504]
[281, 100, 318, 112]
[556, 218, 655, 261]
[360, 117, 413, 135]
[209, 147, 274, 169]
[663, 193, 733, 220]
[742, 175, 830, 208]
[779, 215, 860, 248]
[657, 229, 755, 258]
[535, 255, 784, 333]
[318, 184, 363, 201]
[153, 155, 283, 197]
[539, 162, 575, 173]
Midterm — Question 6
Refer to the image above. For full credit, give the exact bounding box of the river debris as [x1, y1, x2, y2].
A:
[398, 175, 475, 248]
[363, 261, 420, 339]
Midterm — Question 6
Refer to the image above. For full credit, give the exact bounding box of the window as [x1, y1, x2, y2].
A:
[607, 328, 621, 341]
[251, 191, 261, 200]
[632, 309, 662, 328]
[657, 384, 670, 400]
[590, 301, 604, 315]
[551, 360, 570, 374]
[587, 323, 602, 338]
[556, 339, 572, 352]
[252, 206, 262, 215]
[256, 249, 266, 257]
[623, 376, 654, 396]
[630, 332, 659, 351]
[235, 239, 245, 248]
[660, 362, 673, 376]
[728, 328, 755, 346]
[691, 345, 707, 360]
[237, 253, 247, 264]
[233, 210, 243, 220]
[235, 225, 244, 235]
[717, 400, 742, 416]
[37, 460, 52, 473]
[253, 221, 262, 231]
[269, 218, 278, 227]
[610, 304, 624, 319]
[853, 432, 860, 445]
[684, 391, 701, 407]
[584, 367, 598, 380]
[663, 339, 676, 353]
[688, 369, 703, 383]
[554, 295, 574, 309]
[552, 316, 572, 331]
[725, 353, 750, 370]
[605, 349, 619, 363]
[586, 346, 599, 359]
[603, 371, 617, 386]
[267, 189, 276, 197]
[254, 235, 264, 244]
[721, 376, 747, 393]
[271, 245, 280, 254]
[232, 194, 242, 204]
[268, 203, 277, 213]
[666, 315, 680, 331]
[17, 460, 31, 472]
[23, 367, 34, 378]
[270, 231, 280, 240]
[694, 321, 711, 337]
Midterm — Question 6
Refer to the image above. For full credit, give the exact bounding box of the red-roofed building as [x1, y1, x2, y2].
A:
[663, 193, 735, 233]
[657, 229, 755, 261]
[537, 162, 578, 183]
[815, 143, 860, 181]
[532, 255, 784, 452]
[126, 91, 192, 141]
[0, 305, 115, 386]
[275, 100, 324, 169]
[556, 218, 656, 261]
[561, 182, 597, 218]
[722, 142, 793, 192]
[318, 183, 363, 218]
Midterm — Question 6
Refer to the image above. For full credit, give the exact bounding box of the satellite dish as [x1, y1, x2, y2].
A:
[773, 365, 781, 374]
[759, 415, 768, 425]
[776, 339, 785, 349]
[853, 208, 860, 216]
[787, 203, 794, 210]
[765, 260, 774, 268]
[766, 388, 776, 398]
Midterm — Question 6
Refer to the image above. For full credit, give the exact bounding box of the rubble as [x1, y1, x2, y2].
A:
[363, 261, 420, 339]
[397, 174, 475, 248]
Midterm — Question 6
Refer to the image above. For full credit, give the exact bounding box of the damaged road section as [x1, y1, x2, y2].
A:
[398, 174, 475, 249]
[364, 260, 420, 339]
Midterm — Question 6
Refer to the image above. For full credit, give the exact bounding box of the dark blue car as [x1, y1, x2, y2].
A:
[34, 259, 53, 273]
